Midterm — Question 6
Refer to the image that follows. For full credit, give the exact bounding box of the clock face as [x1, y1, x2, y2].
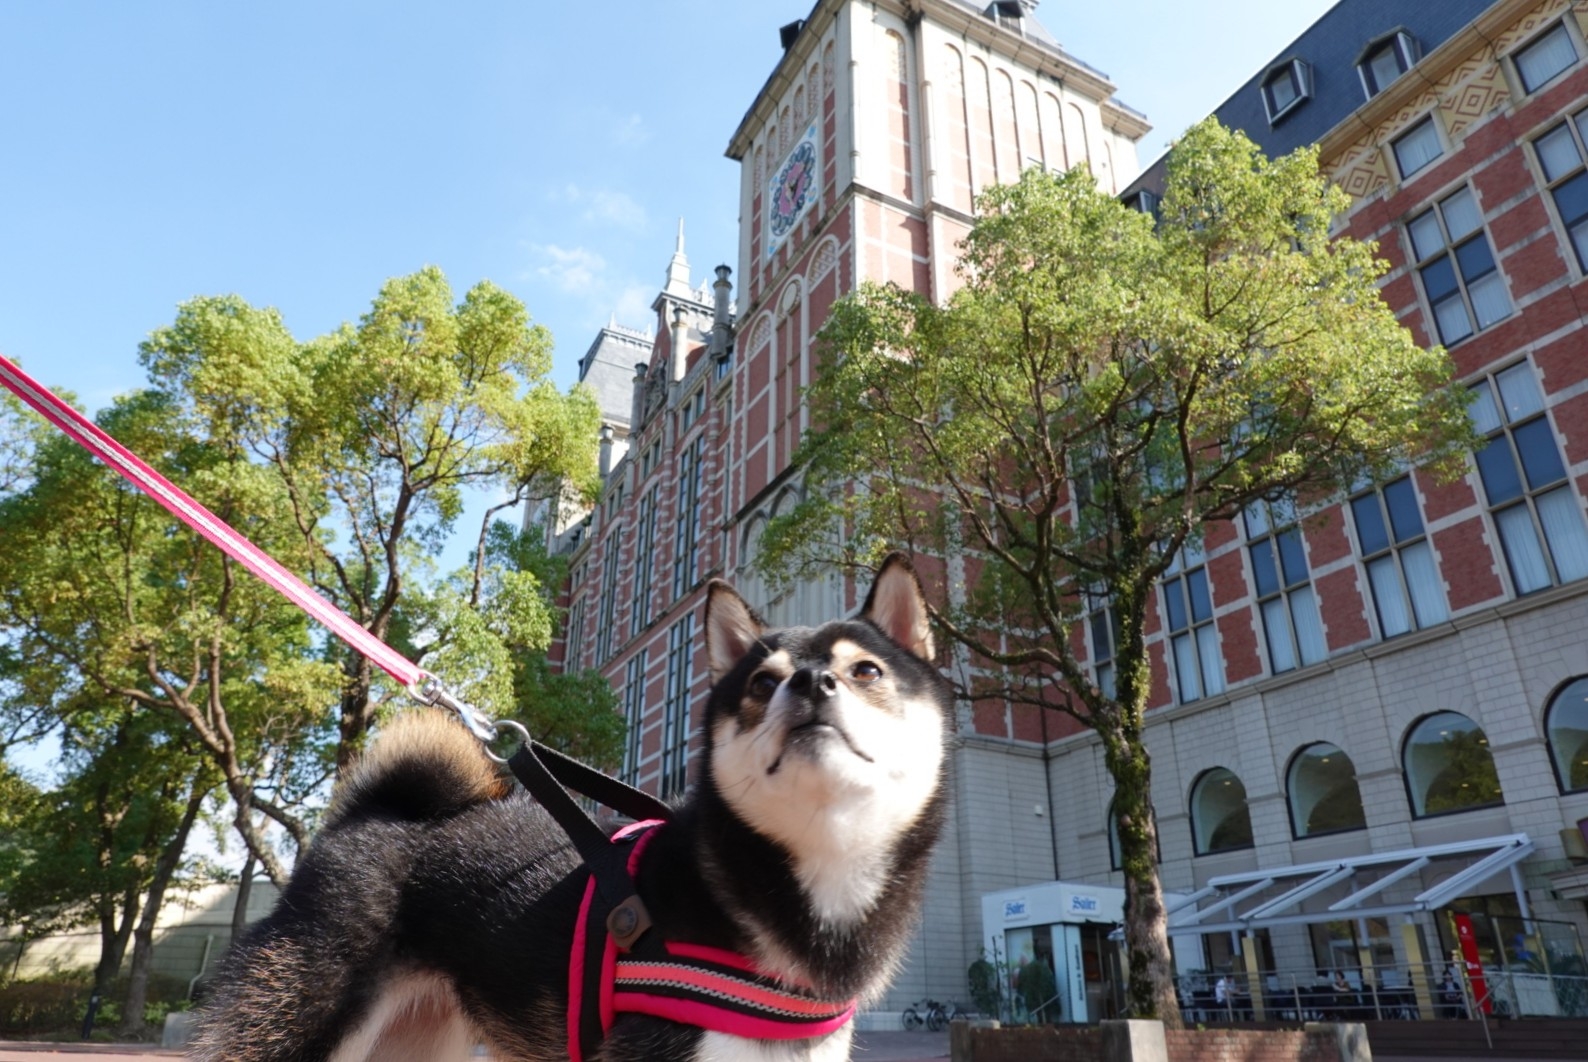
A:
[767, 124, 819, 255]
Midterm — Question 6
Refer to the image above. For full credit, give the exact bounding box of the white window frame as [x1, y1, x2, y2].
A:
[1392, 116, 1444, 180]
[1469, 363, 1588, 595]
[1260, 59, 1312, 125]
[1406, 185, 1509, 346]
[660, 614, 695, 799]
[1358, 30, 1420, 98]
[1245, 497, 1327, 675]
[1532, 107, 1588, 273]
[630, 486, 659, 637]
[673, 434, 705, 600]
[1513, 19, 1579, 95]
[1350, 475, 1449, 638]
[1160, 543, 1225, 703]
[621, 651, 647, 785]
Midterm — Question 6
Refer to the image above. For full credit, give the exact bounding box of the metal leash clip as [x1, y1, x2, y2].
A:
[407, 674, 528, 763]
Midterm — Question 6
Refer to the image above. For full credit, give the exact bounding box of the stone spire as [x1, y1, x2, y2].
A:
[664, 217, 692, 298]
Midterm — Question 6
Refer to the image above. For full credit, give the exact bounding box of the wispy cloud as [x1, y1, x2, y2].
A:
[554, 184, 647, 230]
[611, 113, 648, 147]
[519, 244, 656, 335]
[526, 243, 608, 294]
[612, 284, 654, 330]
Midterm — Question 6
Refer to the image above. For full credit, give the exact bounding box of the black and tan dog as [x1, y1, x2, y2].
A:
[191, 555, 951, 1061]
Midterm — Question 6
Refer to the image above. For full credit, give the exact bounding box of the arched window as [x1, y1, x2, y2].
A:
[1546, 677, 1588, 793]
[1286, 743, 1367, 837]
[1403, 712, 1504, 817]
[1190, 768, 1253, 855]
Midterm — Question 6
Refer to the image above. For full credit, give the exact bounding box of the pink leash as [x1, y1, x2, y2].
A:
[0, 354, 480, 729]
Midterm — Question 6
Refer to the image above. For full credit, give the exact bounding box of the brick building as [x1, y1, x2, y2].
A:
[558, 0, 1588, 1026]
[555, 0, 1147, 1024]
[1107, 0, 1588, 1015]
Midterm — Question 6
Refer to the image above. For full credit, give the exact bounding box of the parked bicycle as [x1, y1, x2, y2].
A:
[901, 998, 968, 1031]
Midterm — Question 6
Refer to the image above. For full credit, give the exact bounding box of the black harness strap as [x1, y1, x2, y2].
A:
[506, 740, 673, 1060]
[506, 739, 672, 910]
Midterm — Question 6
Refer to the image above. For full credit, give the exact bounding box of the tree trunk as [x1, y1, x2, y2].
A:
[93, 883, 140, 999]
[1104, 573, 1184, 1027]
[118, 783, 206, 1037]
[231, 850, 257, 944]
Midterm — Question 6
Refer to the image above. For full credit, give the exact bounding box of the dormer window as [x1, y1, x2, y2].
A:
[1261, 59, 1312, 124]
[1358, 30, 1421, 99]
[1514, 21, 1579, 95]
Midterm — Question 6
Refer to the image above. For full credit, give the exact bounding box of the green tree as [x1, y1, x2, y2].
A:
[139, 267, 604, 774]
[760, 120, 1477, 1023]
[0, 708, 212, 1014]
[485, 523, 624, 770]
[0, 388, 336, 887]
[0, 388, 34, 494]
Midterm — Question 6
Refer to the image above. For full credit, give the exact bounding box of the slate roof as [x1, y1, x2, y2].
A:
[577, 326, 652, 430]
[1124, 0, 1504, 199]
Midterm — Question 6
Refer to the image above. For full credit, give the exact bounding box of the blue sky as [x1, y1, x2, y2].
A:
[2, 1, 1338, 411]
[0, 1, 1340, 782]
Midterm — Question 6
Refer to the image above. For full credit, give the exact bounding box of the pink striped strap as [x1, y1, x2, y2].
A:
[0, 354, 433, 693]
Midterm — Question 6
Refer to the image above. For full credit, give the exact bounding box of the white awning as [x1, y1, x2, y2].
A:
[1166, 833, 1534, 937]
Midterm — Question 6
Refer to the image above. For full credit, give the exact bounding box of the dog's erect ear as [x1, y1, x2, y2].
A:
[705, 579, 766, 685]
[861, 552, 935, 662]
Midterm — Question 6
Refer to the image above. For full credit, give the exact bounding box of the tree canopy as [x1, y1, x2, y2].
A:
[0, 267, 614, 887]
[761, 119, 1477, 1021]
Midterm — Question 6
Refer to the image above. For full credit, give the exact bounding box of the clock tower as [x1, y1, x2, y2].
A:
[715, 0, 1149, 1022]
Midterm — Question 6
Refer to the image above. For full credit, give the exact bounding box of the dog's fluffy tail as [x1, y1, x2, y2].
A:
[326, 709, 511, 825]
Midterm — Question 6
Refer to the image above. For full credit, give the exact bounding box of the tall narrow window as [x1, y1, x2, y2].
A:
[660, 613, 695, 799]
[1470, 364, 1588, 594]
[673, 434, 705, 600]
[621, 651, 647, 785]
[1408, 186, 1509, 345]
[595, 558, 619, 664]
[630, 487, 659, 636]
[1514, 21, 1578, 94]
[1392, 116, 1443, 179]
[1532, 108, 1588, 271]
[1160, 542, 1224, 702]
[565, 594, 587, 671]
[1351, 476, 1448, 637]
[1246, 497, 1326, 674]
[1085, 591, 1118, 700]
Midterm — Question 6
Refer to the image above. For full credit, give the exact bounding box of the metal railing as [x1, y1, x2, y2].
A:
[1176, 962, 1588, 1024]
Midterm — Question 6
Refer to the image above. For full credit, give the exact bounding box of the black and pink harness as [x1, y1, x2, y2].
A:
[505, 742, 856, 1062]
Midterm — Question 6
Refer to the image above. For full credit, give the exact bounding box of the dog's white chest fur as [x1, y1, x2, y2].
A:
[694, 1027, 854, 1062]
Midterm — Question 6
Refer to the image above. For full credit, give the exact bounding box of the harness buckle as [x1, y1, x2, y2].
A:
[606, 896, 654, 952]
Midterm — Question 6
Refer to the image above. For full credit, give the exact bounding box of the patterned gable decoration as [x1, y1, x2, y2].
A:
[1325, 0, 1577, 201]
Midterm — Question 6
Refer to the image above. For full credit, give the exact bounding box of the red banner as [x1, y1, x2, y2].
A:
[1453, 913, 1491, 1015]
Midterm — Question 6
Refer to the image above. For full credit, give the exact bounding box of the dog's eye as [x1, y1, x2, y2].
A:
[750, 672, 781, 698]
[851, 661, 883, 684]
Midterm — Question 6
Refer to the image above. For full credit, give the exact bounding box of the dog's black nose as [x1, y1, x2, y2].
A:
[788, 667, 839, 700]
